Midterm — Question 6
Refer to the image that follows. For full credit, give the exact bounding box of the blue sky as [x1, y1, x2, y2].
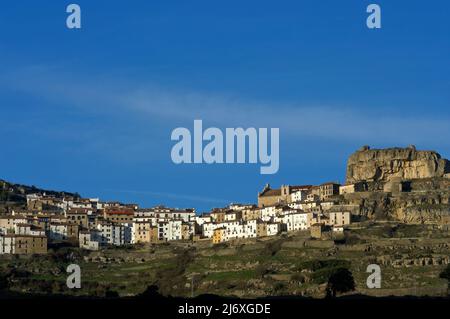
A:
[0, 0, 449, 212]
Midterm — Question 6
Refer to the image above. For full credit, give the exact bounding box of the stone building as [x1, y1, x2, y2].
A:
[258, 184, 312, 207]
[339, 181, 368, 195]
[181, 222, 195, 240]
[210, 210, 226, 223]
[133, 221, 158, 244]
[326, 211, 351, 226]
[310, 223, 324, 239]
[319, 182, 340, 200]
[242, 207, 261, 221]
[0, 234, 47, 254]
[103, 209, 134, 224]
[66, 209, 89, 228]
[256, 220, 267, 237]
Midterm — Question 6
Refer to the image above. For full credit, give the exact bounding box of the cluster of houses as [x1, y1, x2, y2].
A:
[0, 181, 357, 254]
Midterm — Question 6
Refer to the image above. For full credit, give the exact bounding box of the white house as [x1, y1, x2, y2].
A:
[134, 207, 195, 224]
[69, 201, 93, 210]
[0, 215, 28, 233]
[194, 214, 212, 226]
[305, 194, 319, 202]
[261, 205, 277, 222]
[157, 221, 169, 240]
[167, 220, 182, 241]
[202, 222, 220, 238]
[277, 212, 309, 232]
[79, 230, 104, 250]
[266, 222, 280, 236]
[223, 221, 243, 241]
[290, 190, 308, 203]
[288, 202, 303, 210]
[224, 212, 238, 222]
[97, 222, 132, 246]
[14, 223, 46, 236]
[134, 209, 154, 221]
[49, 222, 69, 241]
[278, 206, 298, 216]
[327, 211, 351, 226]
[243, 220, 257, 238]
[228, 204, 254, 211]
[156, 219, 183, 241]
[0, 235, 14, 254]
[320, 201, 335, 211]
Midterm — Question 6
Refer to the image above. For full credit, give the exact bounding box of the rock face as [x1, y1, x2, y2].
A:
[346, 145, 450, 184]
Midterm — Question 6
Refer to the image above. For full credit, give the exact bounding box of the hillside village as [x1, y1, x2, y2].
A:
[1, 145, 449, 255]
[0, 182, 352, 254]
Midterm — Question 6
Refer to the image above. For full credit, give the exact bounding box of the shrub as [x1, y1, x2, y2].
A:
[255, 264, 272, 278]
[291, 273, 305, 283]
[263, 239, 284, 257]
[273, 282, 285, 293]
[326, 268, 355, 298]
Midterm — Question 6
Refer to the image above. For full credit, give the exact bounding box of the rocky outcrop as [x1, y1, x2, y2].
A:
[346, 145, 450, 184]
[340, 189, 450, 224]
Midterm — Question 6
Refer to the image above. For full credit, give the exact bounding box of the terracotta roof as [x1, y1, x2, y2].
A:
[259, 189, 281, 197]
[67, 209, 90, 214]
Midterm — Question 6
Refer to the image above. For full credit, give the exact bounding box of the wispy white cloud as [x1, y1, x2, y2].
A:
[3, 65, 450, 150]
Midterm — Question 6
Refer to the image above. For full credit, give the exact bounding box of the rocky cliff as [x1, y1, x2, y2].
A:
[341, 189, 450, 224]
[346, 145, 450, 184]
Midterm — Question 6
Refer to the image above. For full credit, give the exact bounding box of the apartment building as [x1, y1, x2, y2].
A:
[319, 182, 340, 200]
[97, 221, 132, 246]
[0, 215, 28, 234]
[103, 210, 134, 224]
[241, 207, 261, 221]
[14, 223, 46, 236]
[276, 212, 309, 232]
[66, 209, 89, 228]
[0, 234, 47, 254]
[212, 227, 226, 244]
[49, 222, 70, 241]
[79, 229, 104, 250]
[326, 211, 351, 226]
[132, 221, 158, 244]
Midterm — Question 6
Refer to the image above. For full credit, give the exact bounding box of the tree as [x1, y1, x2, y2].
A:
[0, 273, 8, 291]
[326, 268, 355, 298]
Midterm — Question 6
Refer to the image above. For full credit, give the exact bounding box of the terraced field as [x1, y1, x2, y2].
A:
[0, 223, 449, 298]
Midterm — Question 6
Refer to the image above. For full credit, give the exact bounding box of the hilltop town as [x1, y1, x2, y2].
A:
[0, 182, 350, 253]
[1, 145, 449, 254]
[0, 145, 449, 299]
